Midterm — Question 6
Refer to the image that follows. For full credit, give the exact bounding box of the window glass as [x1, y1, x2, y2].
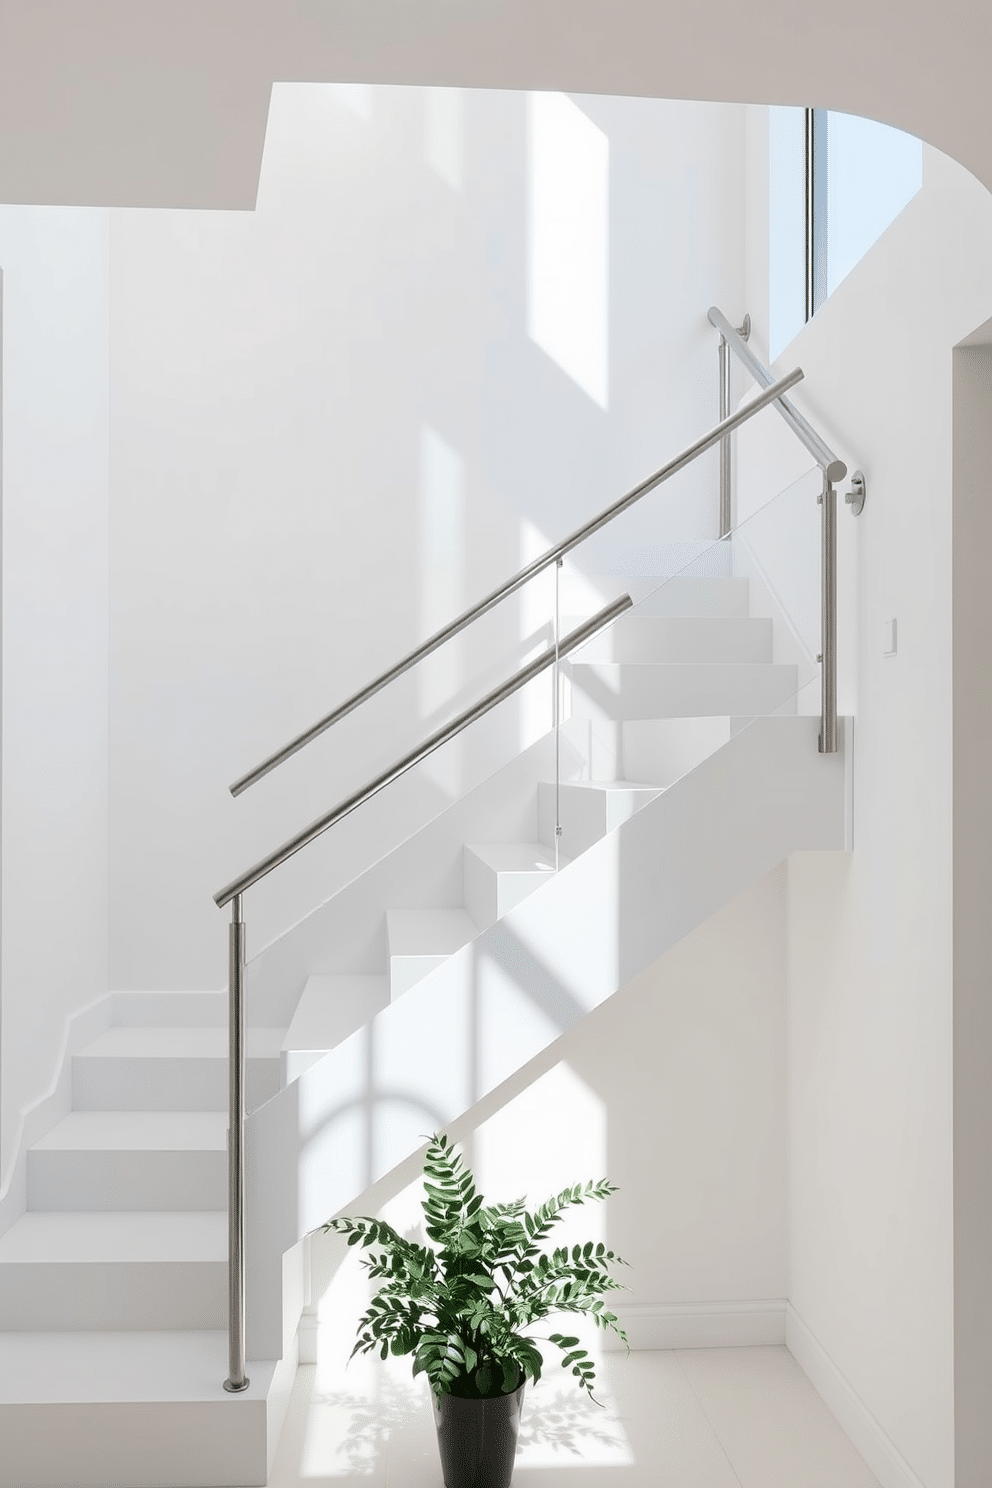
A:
[826, 112, 922, 296]
[768, 107, 922, 358]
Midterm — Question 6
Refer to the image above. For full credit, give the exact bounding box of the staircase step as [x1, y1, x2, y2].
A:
[72, 1027, 284, 1112]
[281, 974, 390, 1082]
[538, 780, 662, 858]
[0, 1211, 226, 1331]
[570, 660, 798, 720]
[572, 615, 773, 664]
[27, 1112, 227, 1212]
[463, 842, 565, 931]
[386, 908, 478, 998]
[110, 989, 226, 1027]
[634, 575, 750, 618]
[0, 1330, 279, 1485]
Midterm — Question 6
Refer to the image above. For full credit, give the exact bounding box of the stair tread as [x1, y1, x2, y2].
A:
[552, 779, 662, 795]
[0, 1330, 276, 1403]
[386, 907, 478, 956]
[77, 1026, 284, 1059]
[464, 842, 561, 872]
[572, 660, 795, 672]
[31, 1111, 227, 1152]
[0, 1210, 225, 1262]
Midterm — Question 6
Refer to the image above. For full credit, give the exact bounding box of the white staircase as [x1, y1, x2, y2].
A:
[0, 572, 849, 1486]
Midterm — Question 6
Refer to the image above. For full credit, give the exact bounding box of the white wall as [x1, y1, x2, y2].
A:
[312, 863, 788, 1341]
[742, 134, 992, 1488]
[108, 85, 748, 990]
[0, 209, 110, 1185]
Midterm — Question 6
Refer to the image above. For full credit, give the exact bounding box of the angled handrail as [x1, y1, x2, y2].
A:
[216, 593, 631, 907]
[228, 365, 805, 797]
[707, 306, 846, 481]
[218, 596, 631, 1391]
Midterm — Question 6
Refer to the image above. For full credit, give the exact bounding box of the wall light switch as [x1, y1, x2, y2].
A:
[883, 618, 898, 657]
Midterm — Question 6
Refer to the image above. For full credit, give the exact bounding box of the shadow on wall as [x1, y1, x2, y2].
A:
[304, 858, 787, 1362]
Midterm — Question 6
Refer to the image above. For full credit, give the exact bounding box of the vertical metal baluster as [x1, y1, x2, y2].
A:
[819, 475, 838, 754]
[224, 893, 250, 1393]
[554, 559, 563, 871]
[719, 336, 731, 538]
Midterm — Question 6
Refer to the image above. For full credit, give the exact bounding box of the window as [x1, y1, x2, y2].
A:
[769, 107, 922, 359]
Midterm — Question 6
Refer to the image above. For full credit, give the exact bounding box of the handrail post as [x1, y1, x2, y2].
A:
[819, 475, 838, 754]
[718, 336, 731, 537]
[223, 892, 250, 1393]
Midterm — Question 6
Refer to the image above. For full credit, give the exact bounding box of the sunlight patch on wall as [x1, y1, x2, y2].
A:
[425, 88, 464, 191]
[528, 93, 609, 408]
[475, 1063, 607, 1220]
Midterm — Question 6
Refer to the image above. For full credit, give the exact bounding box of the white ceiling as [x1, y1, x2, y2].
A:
[0, 0, 985, 208]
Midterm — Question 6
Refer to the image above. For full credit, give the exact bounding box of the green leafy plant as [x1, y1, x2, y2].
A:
[324, 1132, 628, 1402]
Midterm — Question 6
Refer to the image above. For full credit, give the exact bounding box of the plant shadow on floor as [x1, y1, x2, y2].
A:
[314, 1373, 427, 1473]
[517, 1386, 627, 1459]
[314, 1372, 626, 1473]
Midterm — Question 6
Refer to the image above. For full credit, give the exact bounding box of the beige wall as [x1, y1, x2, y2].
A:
[951, 336, 992, 1488]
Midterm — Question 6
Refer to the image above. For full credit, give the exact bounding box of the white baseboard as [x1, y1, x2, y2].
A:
[786, 1304, 927, 1488]
[603, 1298, 787, 1351]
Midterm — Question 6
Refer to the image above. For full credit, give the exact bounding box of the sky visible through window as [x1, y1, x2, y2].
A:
[769, 107, 922, 360]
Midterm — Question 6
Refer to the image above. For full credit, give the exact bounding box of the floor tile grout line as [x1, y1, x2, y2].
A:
[671, 1347, 747, 1488]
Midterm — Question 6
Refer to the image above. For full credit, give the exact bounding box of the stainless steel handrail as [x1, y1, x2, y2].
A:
[215, 594, 631, 908]
[217, 594, 629, 1389]
[707, 307, 846, 482]
[228, 366, 805, 797]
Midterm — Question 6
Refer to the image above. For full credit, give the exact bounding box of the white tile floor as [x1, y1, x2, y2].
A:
[268, 1346, 884, 1487]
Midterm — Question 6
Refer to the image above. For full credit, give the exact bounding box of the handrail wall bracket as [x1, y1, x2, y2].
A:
[846, 470, 867, 516]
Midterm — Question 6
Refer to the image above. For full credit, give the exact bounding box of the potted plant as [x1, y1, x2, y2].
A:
[324, 1132, 628, 1488]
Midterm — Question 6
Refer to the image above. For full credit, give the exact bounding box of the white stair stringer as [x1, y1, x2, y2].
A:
[245, 713, 851, 1361]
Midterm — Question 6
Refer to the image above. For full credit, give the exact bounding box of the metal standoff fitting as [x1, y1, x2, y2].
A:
[846, 470, 866, 515]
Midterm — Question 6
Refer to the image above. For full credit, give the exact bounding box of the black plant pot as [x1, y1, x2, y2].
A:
[431, 1383, 526, 1488]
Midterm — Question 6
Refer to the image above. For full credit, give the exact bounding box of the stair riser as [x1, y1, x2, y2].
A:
[72, 1057, 279, 1112]
[0, 1262, 225, 1331]
[390, 954, 448, 999]
[0, 1399, 268, 1486]
[634, 576, 749, 618]
[464, 858, 554, 931]
[110, 991, 226, 1028]
[570, 662, 798, 720]
[27, 1150, 226, 1212]
[575, 617, 772, 664]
